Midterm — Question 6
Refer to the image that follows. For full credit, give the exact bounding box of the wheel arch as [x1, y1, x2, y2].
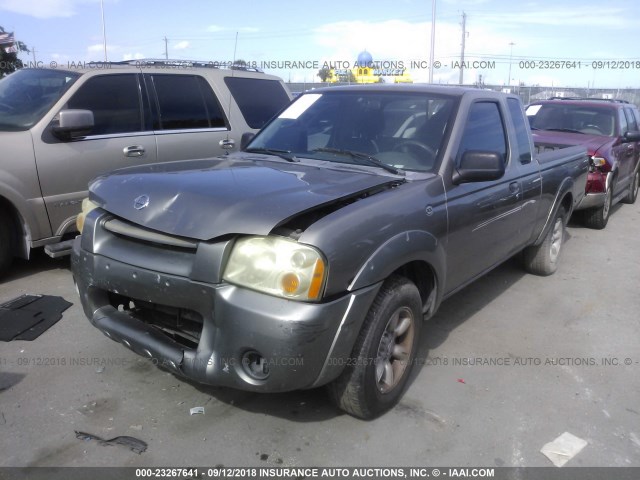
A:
[0, 195, 29, 260]
[391, 261, 439, 318]
[532, 180, 574, 246]
[347, 230, 445, 318]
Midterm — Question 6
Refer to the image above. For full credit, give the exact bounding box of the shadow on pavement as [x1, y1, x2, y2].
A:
[1, 249, 71, 285]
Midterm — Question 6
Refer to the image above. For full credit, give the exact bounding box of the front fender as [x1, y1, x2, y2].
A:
[348, 230, 446, 307]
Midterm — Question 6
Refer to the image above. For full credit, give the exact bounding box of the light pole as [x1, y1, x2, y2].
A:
[429, 0, 436, 83]
[100, 0, 108, 61]
[507, 41, 515, 87]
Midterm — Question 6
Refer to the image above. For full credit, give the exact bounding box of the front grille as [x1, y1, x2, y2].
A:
[108, 293, 204, 349]
[103, 218, 198, 250]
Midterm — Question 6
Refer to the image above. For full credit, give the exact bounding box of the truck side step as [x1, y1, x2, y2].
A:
[44, 239, 75, 258]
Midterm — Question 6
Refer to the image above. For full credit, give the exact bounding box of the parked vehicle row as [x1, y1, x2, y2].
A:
[0, 60, 292, 276]
[527, 97, 640, 229]
[71, 85, 589, 419]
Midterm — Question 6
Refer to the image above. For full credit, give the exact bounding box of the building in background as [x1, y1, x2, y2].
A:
[327, 50, 412, 84]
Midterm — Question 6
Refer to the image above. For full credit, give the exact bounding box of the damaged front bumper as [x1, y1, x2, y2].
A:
[71, 217, 380, 393]
[575, 171, 609, 211]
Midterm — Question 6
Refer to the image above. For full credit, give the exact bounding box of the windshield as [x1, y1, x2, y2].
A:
[0, 69, 80, 131]
[247, 90, 457, 173]
[526, 103, 616, 136]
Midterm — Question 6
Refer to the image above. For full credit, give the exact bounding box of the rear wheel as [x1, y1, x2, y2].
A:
[524, 208, 566, 276]
[621, 169, 639, 204]
[327, 275, 422, 419]
[0, 211, 14, 277]
[583, 182, 612, 229]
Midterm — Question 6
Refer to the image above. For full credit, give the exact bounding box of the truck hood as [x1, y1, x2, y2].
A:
[532, 130, 611, 156]
[89, 156, 400, 240]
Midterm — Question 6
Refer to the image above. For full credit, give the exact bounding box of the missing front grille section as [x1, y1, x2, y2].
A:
[108, 293, 203, 349]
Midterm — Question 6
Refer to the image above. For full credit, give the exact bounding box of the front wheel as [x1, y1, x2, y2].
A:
[583, 182, 612, 229]
[523, 208, 566, 276]
[327, 275, 423, 419]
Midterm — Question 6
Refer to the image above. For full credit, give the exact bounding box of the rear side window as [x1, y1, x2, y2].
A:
[151, 75, 227, 130]
[507, 98, 532, 163]
[457, 102, 507, 164]
[67, 74, 142, 135]
[618, 109, 628, 136]
[624, 107, 638, 132]
[224, 77, 290, 129]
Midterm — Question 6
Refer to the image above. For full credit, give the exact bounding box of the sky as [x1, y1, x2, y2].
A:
[1, 0, 639, 88]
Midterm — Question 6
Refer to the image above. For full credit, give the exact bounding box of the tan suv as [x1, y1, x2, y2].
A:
[0, 60, 292, 276]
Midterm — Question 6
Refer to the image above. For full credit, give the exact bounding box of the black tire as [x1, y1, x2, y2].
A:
[523, 208, 566, 276]
[327, 275, 422, 419]
[0, 211, 14, 278]
[583, 182, 612, 230]
[621, 169, 639, 205]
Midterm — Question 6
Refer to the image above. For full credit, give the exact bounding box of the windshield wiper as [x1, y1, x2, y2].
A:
[545, 128, 585, 134]
[244, 147, 299, 162]
[312, 147, 403, 175]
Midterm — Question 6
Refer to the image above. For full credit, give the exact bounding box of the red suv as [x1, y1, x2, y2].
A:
[527, 98, 640, 229]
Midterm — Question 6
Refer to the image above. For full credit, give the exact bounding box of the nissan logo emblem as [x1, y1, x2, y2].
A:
[134, 195, 150, 210]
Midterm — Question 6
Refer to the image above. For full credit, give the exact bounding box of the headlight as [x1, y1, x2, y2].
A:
[223, 236, 327, 301]
[75, 198, 99, 233]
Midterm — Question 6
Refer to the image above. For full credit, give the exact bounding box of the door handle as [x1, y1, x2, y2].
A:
[509, 181, 521, 200]
[219, 138, 235, 150]
[123, 145, 146, 157]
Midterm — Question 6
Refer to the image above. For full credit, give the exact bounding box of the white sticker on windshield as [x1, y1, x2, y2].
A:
[525, 104, 542, 115]
[280, 93, 322, 119]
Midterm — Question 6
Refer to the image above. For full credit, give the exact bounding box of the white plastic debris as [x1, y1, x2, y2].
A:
[189, 407, 205, 415]
[540, 432, 588, 467]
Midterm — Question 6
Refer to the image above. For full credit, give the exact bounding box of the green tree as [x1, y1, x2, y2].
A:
[317, 67, 333, 82]
[1, 26, 29, 77]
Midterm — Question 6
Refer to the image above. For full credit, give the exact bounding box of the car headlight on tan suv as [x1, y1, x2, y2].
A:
[75, 198, 100, 233]
[223, 236, 327, 301]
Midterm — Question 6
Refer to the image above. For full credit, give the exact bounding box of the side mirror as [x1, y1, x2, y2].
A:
[52, 109, 94, 140]
[452, 151, 505, 184]
[623, 131, 640, 143]
[240, 132, 255, 151]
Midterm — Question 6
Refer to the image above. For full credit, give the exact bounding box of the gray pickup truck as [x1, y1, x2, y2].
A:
[72, 85, 588, 419]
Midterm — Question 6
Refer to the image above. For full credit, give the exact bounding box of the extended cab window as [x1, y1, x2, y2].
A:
[457, 102, 507, 164]
[224, 77, 291, 129]
[151, 75, 227, 130]
[67, 74, 142, 135]
[507, 98, 532, 163]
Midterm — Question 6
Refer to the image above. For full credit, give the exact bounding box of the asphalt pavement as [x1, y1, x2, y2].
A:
[1, 201, 639, 468]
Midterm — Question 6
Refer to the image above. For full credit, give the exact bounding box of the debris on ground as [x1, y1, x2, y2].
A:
[190, 407, 205, 415]
[540, 431, 587, 467]
[0, 295, 72, 341]
[130, 425, 143, 431]
[75, 430, 147, 454]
